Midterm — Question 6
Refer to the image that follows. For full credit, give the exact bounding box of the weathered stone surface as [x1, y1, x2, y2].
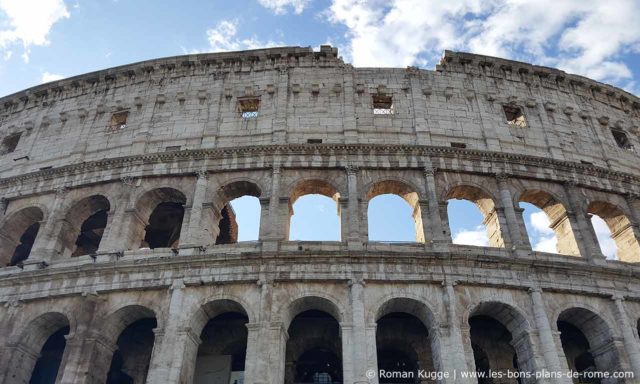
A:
[0, 46, 639, 383]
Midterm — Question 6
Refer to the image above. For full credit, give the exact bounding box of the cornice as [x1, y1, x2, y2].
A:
[0, 144, 638, 193]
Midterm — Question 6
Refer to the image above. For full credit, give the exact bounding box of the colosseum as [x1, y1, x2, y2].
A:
[0, 44, 639, 384]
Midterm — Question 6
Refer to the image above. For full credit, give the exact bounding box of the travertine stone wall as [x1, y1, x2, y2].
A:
[0, 46, 639, 384]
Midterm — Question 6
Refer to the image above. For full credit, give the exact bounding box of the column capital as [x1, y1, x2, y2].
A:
[345, 164, 359, 175]
[495, 172, 510, 183]
[120, 175, 138, 186]
[271, 165, 282, 175]
[54, 185, 68, 196]
[423, 166, 437, 177]
[625, 192, 640, 203]
[611, 293, 625, 302]
[562, 179, 579, 188]
[348, 277, 365, 287]
[195, 169, 208, 179]
[528, 286, 543, 294]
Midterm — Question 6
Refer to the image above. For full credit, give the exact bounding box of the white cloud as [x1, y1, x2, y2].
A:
[453, 225, 489, 247]
[41, 71, 63, 83]
[258, 0, 310, 15]
[532, 235, 557, 253]
[529, 211, 554, 236]
[326, 0, 640, 84]
[0, 0, 70, 62]
[525, 207, 558, 253]
[204, 19, 283, 53]
[591, 215, 618, 259]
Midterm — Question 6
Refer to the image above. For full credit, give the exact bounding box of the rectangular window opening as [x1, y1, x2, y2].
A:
[238, 98, 260, 119]
[307, 139, 322, 144]
[109, 111, 129, 131]
[450, 142, 467, 149]
[373, 94, 394, 115]
[1, 132, 21, 155]
[503, 105, 527, 128]
[165, 145, 181, 152]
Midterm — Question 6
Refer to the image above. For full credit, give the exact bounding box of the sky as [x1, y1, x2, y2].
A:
[0, 0, 635, 259]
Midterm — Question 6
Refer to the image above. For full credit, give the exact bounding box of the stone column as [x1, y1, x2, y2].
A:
[272, 67, 289, 143]
[621, 194, 640, 262]
[495, 173, 530, 250]
[341, 322, 355, 384]
[348, 279, 375, 383]
[345, 165, 364, 248]
[265, 322, 288, 384]
[180, 171, 213, 247]
[563, 181, 605, 263]
[528, 288, 569, 383]
[611, 295, 640, 376]
[97, 178, 136, 253]
[423, 166, 448, 243]
[441, 281, 473, 383]
[262, 166, 283, 251]
[29, 186, 68, 263]
[0, 342, 40, 384]
[146, 280, 201, 384]
[58, 292, 102, 384]
[245, 280, 273, 384]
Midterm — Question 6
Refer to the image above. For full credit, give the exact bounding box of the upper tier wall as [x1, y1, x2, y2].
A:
[0, 45, 638, 179]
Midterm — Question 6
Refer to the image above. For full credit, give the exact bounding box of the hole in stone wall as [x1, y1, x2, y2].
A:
[237, 98, 260, 119]
[450, 142, 467, 149]
[28, 325, 70, 384]
[0, 207, 44, 266]
[143, 202, 185, 249]
[520, 202, 559, 254]
[469, 315, 519, 381]
[373, 94, 394, 115]
[109, 111, 129, 131]
[503, 105, 527, 127]
[557, 321, 597, 378]
[1, 132, 21, 155]
[611, 129, 634, 151]
[448, 200, 489, 247]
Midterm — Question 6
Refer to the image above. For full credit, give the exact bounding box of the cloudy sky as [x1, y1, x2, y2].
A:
[0, 0, 632, 258]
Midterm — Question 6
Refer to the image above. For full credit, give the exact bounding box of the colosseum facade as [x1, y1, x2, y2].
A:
[0, 45, 639, 384]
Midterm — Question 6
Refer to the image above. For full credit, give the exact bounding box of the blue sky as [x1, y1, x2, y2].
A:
[0, 0, 636, 258]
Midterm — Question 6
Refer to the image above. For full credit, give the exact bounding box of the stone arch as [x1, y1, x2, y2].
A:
[287, 179, 342, 241]
[374, 297, 442, 377]
[445, 184, 505, 247]
[0, 206, 44, 266]
[283, 295, 343, 330]
[365, 179, 425, 243]
[284, 295, 344, 384]
[467, 301, 538, 378]
[92, 304, 158, 384]
[518, 189, 581, 256]
[55, 194, 111, 258]
[556, 307, 622, 376]
[4, 311, 71, 384]
[133, 187, 187, 249]
[587, 200, 640, 262]
[212, 180, 263, 244]
[188, 298, 252, 384]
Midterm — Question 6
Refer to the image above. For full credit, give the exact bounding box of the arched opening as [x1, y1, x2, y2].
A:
[468, 302, 536, 381]
[0, 207, 43, 266]
[215, 181, 262, 244]
[376, 313, 432, 383]
[6, 312, 70, 384]
[191, 299, 250, 384]
[518, 190, 579, 256]
[29, 326, 70, 384]
[366, 180, 424, 243]
[50, 195, 111, 258]
[136, 188, 187, 249]
[285, 310, 342, 384]
[447, 185, 502, 247]
[557, 308, 621, 381]
[106, 316, 157, 384]
[587, 201, 640, 262]
[288, 180, 341, 241]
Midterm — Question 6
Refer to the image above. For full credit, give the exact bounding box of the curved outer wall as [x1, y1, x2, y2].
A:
[0, 45, 639, 383]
